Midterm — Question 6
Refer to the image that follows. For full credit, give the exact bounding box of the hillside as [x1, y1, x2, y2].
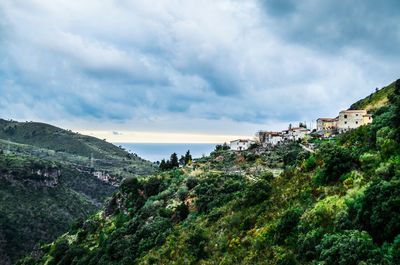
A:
[350, 81, 396, 111]
[0, 119, 126, 159]
[0, 119, 156, 180]
[0, 120, 157, 264]
[18, 80, 400, 265]
[0, 153, 117, 264]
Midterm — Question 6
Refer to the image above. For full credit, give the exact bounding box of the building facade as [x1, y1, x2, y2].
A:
[337, 110, 373, 133]
[229, 139, 254, 151]
[316, 118, 338, 132]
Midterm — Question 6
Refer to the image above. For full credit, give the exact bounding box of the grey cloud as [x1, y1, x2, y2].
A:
[0, 0, 399, 134]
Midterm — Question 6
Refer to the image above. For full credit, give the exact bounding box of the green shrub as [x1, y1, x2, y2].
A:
[314, 143, 354, 185]
[352, 179, 400, 244]
[273, 208, 302, 244]
[316, 230, 385, 265]
[304, 155, 316, 172]
[186, 228, 208, 260]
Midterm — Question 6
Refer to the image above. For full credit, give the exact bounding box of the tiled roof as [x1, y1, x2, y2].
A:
[317, 118, 337, 122]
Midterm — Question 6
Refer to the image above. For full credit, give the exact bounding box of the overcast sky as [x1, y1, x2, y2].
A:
[0, 0, 399, 142]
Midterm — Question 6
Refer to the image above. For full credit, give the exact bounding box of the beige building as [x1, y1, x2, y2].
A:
[337, 110, 373, 133]
[316, 118, 338, 132]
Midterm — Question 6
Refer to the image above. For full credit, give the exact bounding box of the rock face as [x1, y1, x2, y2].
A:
[1, 168, 61, 188]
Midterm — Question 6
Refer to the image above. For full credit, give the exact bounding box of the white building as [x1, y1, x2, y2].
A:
[229, 139, 254, 151]
[265, 132, 283, 146]
[289, 127, 310, 141]
[337, 110, 373, 133]
[257, 131, 283, 146]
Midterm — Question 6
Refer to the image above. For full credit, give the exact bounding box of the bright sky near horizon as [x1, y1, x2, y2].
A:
[1, 0, 399, 143]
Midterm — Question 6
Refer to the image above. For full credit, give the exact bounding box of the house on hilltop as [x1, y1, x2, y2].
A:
[316, 118, 338, 131]
[229, 139, 254, 151]
[257, 131, 283, 146]
[316, 118, 338, 137]
[337, 109, 373, 133]
[289, 127, 310, 141]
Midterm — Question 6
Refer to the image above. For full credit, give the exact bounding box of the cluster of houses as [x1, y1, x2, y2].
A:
[229, 109, 373, 151]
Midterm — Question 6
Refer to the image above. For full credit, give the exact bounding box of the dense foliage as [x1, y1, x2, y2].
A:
[0, 154, 116, 264]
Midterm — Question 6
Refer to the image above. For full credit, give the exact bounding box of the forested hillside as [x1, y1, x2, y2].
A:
[0, 121, 157, 264]
[19, 79, 400, 265]
[0, 154, 116, 264]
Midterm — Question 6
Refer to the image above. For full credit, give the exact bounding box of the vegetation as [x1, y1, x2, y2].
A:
[15, 79, 400, 264]
[0, 120, 156, 263]
[0, 153, 116, 264]
[159, 151, 192, 171]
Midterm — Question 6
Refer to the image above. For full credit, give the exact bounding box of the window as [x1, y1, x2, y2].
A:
[356, 114, 358, 116]
[344, 121, 347, 124]
[344, 115, 348, 119]
[356, 121, 358, 124]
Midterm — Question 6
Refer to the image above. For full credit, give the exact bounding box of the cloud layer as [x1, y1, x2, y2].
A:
[0, 0, 399, 136]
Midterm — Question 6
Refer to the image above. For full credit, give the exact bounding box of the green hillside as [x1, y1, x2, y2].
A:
[350, 81, 396, 111]
[0, 120, 157, 264]
[0, 119, 157, 180]
[0, 153, 116, 264]
[0, 119, 125, 159]
[19, 80, 400, 265]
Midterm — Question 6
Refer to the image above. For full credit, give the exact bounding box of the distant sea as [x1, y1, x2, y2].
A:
[116, 143, 217, 162]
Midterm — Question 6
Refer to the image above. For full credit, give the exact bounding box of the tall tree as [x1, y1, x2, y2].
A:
[184, 150, 192, 165]
[170, 153, 179, 168]
[159, 159, 167, 170]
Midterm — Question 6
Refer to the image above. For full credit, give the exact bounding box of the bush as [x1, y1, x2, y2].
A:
[273, 208, 302, 244]
[186, 228, 208, 260]
[304, 155, 316, 172]
[352, 179, 400, 244]
[242, 174, 272, 206]
[143, 177, 163, 197]
[317, 230, 385, 265]
[314, 143, 354, 185]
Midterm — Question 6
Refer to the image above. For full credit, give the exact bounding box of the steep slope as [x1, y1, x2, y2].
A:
[0, 120, 157, 264]
[19, 79, 400, 265]
[0, 153, 116, 264]
[350, 80, 396, 111]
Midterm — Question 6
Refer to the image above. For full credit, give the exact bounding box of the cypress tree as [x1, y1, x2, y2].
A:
[184, 150, 192, 165]
[170, 153, 179, 168]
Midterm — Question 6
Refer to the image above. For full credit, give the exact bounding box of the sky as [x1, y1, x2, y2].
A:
[0, 0, 399, 143]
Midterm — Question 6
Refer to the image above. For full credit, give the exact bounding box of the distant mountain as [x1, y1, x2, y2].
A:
[0, 119, 157, 180]
[0, 119, 129, 159]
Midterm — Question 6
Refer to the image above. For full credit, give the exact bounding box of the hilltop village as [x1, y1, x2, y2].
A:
[230, 108, 373, 151]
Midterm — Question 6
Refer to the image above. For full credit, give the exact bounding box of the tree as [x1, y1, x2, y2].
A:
[184, 150, 192, 165]
[352, 179, 400, 244]
[159, 159, 167, 170]
[170, 153, 179, 168]
[389, 79, 400, 142]
[317, 230, 385, 265]
[314, 143, 354, 185]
